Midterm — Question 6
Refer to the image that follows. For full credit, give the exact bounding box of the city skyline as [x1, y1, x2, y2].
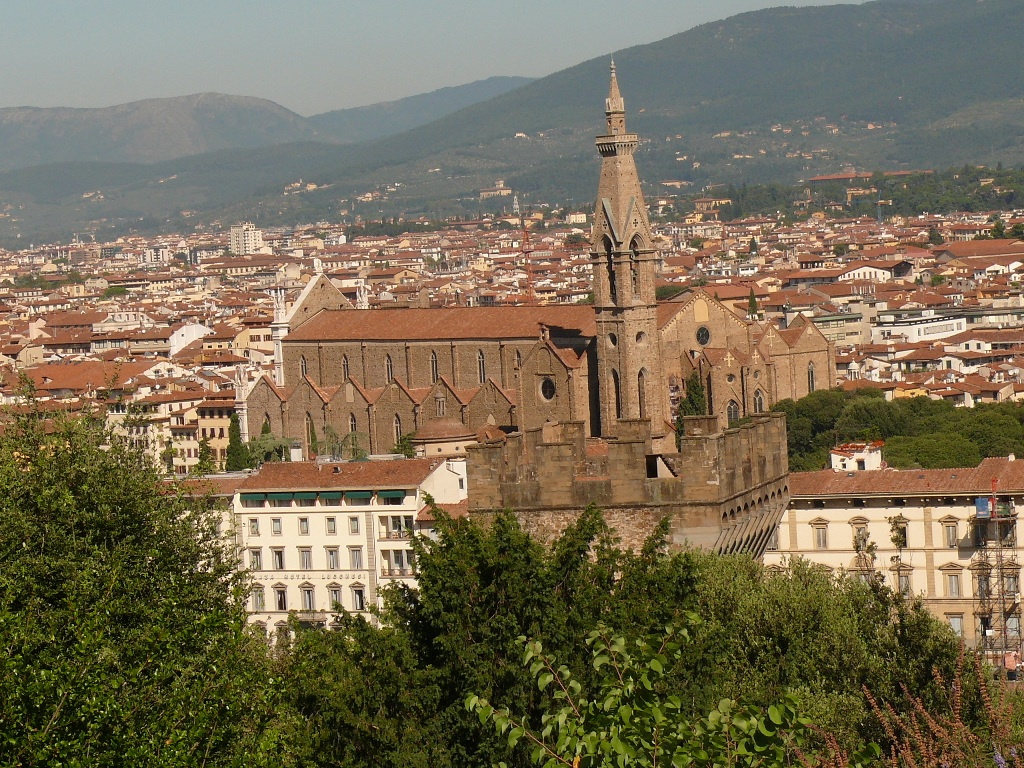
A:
[2, 0, 859, 115]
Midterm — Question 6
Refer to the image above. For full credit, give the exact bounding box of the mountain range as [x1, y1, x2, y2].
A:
[0, 77, 532, 170]
[3, 0, 1024, 245]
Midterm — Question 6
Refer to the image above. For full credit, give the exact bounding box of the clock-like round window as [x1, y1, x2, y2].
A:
[696, 326, 711, 346]
[540, 377, 556, 401]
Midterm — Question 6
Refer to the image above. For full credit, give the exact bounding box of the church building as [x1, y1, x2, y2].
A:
[243, 64, 834, 462]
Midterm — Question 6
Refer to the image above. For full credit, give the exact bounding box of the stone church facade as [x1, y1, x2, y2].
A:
[242, 65, 833, 552]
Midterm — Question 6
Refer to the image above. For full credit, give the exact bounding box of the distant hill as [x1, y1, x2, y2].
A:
[0, 94, 321, 170]
[0, 78, 533, 172]
[309, 77, 533, 144]
[5, 0, 1024, 245]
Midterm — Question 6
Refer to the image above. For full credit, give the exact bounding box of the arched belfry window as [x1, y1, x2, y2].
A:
[430, 351, 439, 383]
[753, 389, 765, 414]
[611, 369, 622, 419]
[385, 354, 394, 382]
[342, 354, 350, 380]
[477, 350, 486, 384]
[727, 400, 740, 425]
[807, 362, 816, 393]
[603, 236, 617, 304]
[629, 236, 643, 297]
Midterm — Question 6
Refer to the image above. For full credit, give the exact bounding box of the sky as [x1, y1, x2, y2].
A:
[2, 0, 860, 116]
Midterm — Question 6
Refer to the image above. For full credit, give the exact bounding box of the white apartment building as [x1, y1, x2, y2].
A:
[871, 309, 967, 343]
[231, 457, 467, 636]
[765, 456, 1024, 658]
[229, 222, 265, 255]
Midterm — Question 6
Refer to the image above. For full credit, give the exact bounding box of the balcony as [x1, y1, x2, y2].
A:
[380, 567, 415, 579]
[296, 610, 328, 626]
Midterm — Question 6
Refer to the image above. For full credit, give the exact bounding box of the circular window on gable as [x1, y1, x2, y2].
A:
[696, 326, 711, 346]
[540, 378, 556, 401]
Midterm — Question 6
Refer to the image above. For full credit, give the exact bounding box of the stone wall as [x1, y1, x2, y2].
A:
[467, 412, 790, 555]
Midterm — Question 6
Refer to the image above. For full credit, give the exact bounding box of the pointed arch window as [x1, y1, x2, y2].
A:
[300, 356, 308, 377]
[393, 414, 403, 446]
[637, 368, 648, 420]
[807, 362, 816, 393]
[515, 349, 522, 370]
[727, 400, 740, 425]
[477, 350, 486, 384]
[753, 389, 765, 414]
[306, 413, 317, 451]
[385, 354, 394, 382]
[611, 369, 622, 419]
[430, 351, 439, 383]
[349, 413, 357, 434]
[342, 354, 350, 381]
[630, 236, 642, 298]
[603, 236, 617, 304]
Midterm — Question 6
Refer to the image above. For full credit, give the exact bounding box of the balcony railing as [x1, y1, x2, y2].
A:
[381, 567, 415, 579]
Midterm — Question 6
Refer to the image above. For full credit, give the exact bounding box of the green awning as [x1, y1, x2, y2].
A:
[266, 492, 293, 501]
[345, 491, 373, 499]
[240, 493, 266, 502]
[293, 492, 317, 500]
[319, 491, 344, 500]
[377, 490, 407, 499]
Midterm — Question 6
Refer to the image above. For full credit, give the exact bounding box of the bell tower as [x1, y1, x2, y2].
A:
[590, 60, 666, 439]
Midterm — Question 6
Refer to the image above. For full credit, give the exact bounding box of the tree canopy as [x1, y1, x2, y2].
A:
[775, 388, 1024, 471]
[0, 410, 283, 766]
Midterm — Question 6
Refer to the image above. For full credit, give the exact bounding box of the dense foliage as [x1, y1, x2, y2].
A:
[774, 389, 1024, 471]
[276, 508, 979, 766]
[0, 411, 1005, 766]
[0, 411, 283, 766]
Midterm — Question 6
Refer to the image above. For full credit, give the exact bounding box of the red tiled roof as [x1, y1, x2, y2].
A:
[238, 458, 444, 490]
[792, 457, 1024, 497]
[286, 306, 598, 342]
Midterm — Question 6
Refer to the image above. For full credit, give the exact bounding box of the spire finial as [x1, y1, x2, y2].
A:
[605, 56, 625, 134]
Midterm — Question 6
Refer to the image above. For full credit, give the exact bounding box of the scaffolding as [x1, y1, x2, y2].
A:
[971, 479, 1021, 673]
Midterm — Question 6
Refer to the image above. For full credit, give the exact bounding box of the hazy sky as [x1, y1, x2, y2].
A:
[2, 0, 860, 115]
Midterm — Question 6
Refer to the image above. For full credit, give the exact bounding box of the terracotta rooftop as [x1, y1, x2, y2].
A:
[238, 458, 445, 490]
[792, 457, 1024, 497]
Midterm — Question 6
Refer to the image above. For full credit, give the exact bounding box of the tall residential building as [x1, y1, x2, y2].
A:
[229, 222, 265, 255]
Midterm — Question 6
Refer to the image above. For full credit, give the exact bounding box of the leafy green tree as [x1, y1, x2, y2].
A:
[992, 218, 1007, 239]
[675, 372, 709, 447]
[0, 411, 285, 766]
[393, 432, 416, 458]
[193, 436, 216, 475]
[928, 227, 944, 245]
[225, 413, 250, 471]
[469, 621, 862, 768]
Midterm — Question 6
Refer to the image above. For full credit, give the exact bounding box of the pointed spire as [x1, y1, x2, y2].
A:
[605, 57, 626, 135]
